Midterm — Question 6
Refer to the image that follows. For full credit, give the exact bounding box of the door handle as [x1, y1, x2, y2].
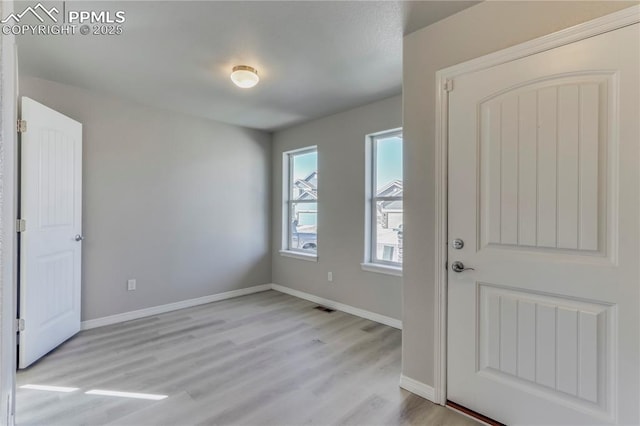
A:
[451, 261, 474, 273]
[74, 234, 84, 242]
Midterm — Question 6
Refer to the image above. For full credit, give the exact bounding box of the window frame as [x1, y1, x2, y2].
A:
[281, 146, 318, 258]
[365, 129, 403, 270]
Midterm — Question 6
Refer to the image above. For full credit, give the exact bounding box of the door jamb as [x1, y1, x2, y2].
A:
[432, 5, 640, 406]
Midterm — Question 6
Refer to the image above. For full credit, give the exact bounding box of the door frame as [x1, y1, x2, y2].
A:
[432, 5, 640, 406]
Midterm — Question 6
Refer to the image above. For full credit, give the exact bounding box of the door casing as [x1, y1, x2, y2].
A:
[432, 4, 640, 407]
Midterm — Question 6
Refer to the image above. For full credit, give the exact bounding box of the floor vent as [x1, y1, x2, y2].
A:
[314, 306, 335, 313]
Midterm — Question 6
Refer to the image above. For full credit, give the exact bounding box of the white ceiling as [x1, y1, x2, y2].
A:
[17, 1, 478, 131]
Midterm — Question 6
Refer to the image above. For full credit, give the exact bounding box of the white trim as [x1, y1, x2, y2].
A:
[432, 6, 640, 408]
[433, 40, 449, 407]
[278, 250, 318, 262]
[282, 145, 318, 156]
[360, 262, 402, 277]
[282, 145, 318, 253]
[80, 284, 272, 330]
[368, 127, 403, 139]
[438, 5, 640, 79]
[366, 129, 404, 266]
[271, 283, 402, 329]
[399, 375, 435, 402]
[81, 283, 403, 333]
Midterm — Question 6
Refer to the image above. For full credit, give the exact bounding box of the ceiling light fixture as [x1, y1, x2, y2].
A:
[230, 65, 260, 89]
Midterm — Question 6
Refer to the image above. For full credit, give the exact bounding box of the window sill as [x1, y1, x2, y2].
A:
[279, 250, 318, 262]
[361, 263, 402, 277]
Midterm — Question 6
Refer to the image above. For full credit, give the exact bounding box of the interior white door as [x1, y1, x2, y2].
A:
[19, 97, 82, 369]
[447, 24, 639, 425]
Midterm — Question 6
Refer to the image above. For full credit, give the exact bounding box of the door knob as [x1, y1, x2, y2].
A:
[74, 234, 84, 242]
[451, 261, 474, 273]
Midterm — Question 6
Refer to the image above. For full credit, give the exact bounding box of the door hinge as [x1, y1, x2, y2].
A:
[445, 261, 448, 270]
[16, 318, 25, 332]
[444, 79, 453, 92]
[16, 219, 26, 233]
[17, 120, 27, 133]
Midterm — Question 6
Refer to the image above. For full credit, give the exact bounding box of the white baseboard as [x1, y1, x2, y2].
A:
[271, 283, 402, 329]
[81, 284, 272, 330]
[399, 375, 436, 403]
[82, 283, 402, 332]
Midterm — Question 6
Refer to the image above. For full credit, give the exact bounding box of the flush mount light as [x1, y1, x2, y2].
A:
[230, 65, 260, 89]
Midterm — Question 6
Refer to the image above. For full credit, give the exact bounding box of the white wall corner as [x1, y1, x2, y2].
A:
[270, 283, 402, 329]
[81, 284, 272, 330]
[399, 375, 436, 403]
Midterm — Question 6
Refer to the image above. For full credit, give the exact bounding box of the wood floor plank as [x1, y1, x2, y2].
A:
[16, 290, 477, 425]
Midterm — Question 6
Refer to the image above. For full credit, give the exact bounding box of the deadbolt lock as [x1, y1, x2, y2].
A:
[451, 239, 464, 249]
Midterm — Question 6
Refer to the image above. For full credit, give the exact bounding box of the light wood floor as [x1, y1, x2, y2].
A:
[16, 290, 477, 426]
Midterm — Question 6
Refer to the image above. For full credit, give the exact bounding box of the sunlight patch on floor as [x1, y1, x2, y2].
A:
[85, 389, 168, 400]
[20, 384, 79, 393]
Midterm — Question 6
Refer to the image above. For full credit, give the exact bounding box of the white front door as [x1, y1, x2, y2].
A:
[447, 23, 639, 425]
[19, 97, 82, 369]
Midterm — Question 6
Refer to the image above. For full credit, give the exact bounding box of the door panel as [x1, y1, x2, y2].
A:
[447, 24, 638, 425]
[478, 285, 612, 408]
[19, 97, 82, 369]
[479, 75, 610, 254]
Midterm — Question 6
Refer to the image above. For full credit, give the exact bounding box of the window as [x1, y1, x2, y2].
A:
[366, 130, 403, 269]
[283, 147, 318, 256]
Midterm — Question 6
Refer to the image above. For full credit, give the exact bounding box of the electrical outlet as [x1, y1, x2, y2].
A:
[327, 272, 333, 282]
[127, 279, 136, 291]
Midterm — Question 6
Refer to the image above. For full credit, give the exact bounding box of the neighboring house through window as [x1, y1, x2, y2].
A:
[365, 130, 402, 271]
[282, 147, 318, 256]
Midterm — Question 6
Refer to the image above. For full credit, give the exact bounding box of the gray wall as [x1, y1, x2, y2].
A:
[1, 3, 18, 421]
[272, 95, 403, 320]
[20, 77, 272, 321]
[402, 0, 637, 387]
